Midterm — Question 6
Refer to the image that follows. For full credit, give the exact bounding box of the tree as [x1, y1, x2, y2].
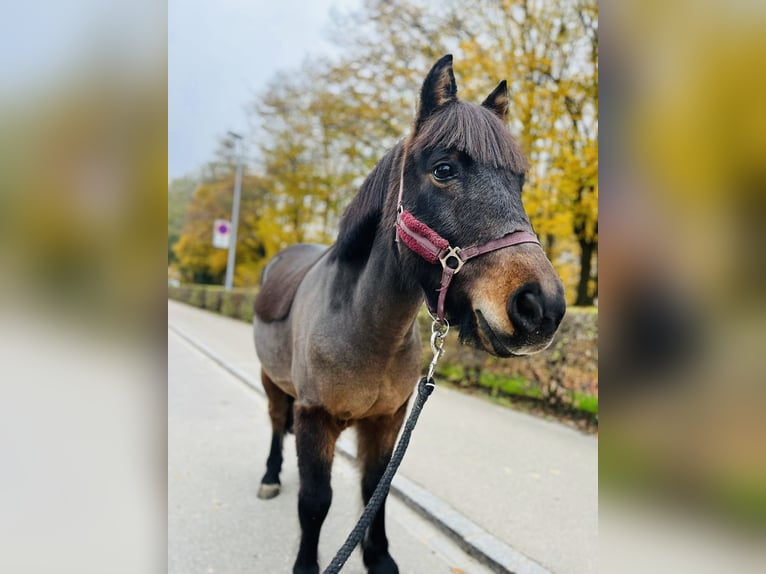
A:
[168, 175, 198, 265]
[176, 0, 598, 303]
[173, 171, 269, 286]
[321, 0, 598, 303]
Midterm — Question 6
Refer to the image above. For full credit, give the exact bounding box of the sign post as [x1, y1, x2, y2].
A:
[224, 132, 243, 291]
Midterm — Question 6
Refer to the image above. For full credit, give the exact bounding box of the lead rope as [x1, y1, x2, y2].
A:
[322, 317, 449, 574]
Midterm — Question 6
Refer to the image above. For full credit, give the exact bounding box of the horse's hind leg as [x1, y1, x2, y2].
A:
[356, 401, 408, 574]
[257, 370, 293, 499]
[293, 405, 341, 574]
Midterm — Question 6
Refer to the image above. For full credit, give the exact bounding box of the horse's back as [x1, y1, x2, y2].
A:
[254, 243, 328, 323]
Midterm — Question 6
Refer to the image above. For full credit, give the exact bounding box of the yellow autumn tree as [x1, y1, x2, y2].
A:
[172, 0, 598, 303]
[322, 0, 598, 304]
[173, 169, 270, 286]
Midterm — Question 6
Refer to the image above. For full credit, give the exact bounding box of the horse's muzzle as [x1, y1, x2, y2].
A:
[473, 281, 566, 356]
[507, 282, 566, 346]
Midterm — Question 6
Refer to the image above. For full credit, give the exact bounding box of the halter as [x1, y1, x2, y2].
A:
[394, 151, 541, 323]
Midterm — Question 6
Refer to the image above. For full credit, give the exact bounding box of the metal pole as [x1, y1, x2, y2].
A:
[224, 132, 243, 290]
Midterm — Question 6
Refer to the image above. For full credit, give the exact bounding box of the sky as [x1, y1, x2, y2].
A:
[168, 0, 360, 181]
[1, 1, 162, 99]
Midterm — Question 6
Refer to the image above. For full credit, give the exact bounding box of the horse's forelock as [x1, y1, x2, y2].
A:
[411, 102, 528, 173]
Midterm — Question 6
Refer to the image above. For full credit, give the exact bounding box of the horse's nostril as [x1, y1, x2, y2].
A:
[519, 292, 543, 322]
[508, 283, 557, 335]
[508, 283, 567, 340]
[509, 286, 545, 333]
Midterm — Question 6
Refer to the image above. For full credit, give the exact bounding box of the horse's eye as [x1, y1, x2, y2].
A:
[432, 163, 455, 181]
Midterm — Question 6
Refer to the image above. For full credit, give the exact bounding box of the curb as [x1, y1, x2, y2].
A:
[169, 322, 554, 574]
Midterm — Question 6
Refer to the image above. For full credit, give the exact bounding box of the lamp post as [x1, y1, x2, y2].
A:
[224, 131, 243, 291]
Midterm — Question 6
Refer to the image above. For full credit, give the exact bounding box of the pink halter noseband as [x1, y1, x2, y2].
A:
[394, 151, 541, 323]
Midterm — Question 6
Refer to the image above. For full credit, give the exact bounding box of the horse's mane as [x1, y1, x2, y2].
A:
[329, 144, 400, 263]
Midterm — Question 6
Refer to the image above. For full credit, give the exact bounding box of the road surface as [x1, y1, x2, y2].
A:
[168, 300, 597, 573]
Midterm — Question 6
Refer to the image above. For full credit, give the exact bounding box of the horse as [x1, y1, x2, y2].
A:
[253, 54, 566, 574]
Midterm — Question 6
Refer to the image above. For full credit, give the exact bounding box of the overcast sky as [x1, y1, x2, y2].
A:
[168, 0, 360, 181]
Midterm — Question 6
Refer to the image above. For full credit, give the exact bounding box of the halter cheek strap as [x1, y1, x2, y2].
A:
[394, 151, 541, 323]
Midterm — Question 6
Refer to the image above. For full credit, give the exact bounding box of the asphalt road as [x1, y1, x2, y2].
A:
[169, 327, 495, 574]
[168, 300, 597, 573]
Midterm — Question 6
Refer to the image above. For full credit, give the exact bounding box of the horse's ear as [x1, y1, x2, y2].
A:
[481, 80, 509, 123]
[416, 54, 458, 129]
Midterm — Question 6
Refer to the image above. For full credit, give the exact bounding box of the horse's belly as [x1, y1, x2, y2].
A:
[253, 318, 296, 395]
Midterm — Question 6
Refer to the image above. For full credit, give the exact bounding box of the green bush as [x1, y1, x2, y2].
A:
[220, 292, 237, 317]
[423, 305, 598, 416]
[237, 294, 255, 322]
[204, 287, 223, 312]
[187, 287, 204, 308]
[169, 284, 257, 322]
[228, 292, 244, 318]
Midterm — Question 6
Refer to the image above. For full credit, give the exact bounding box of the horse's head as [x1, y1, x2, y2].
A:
[399, 55, 566, 356]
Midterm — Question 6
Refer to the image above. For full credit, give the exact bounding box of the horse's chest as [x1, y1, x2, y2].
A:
[329, 371, 417, 419]
[305, 343, 421, 419]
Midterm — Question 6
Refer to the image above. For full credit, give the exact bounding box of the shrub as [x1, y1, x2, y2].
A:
[187, 287, 204, 308]
[237, 294, 255, 322]
[426, 306, 598, 410]
[220, 292, 237, 317]
[204, 287, 222, 312]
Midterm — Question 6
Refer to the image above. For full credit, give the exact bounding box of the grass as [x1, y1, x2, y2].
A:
[572, 392, 599, 415]
[477, 371, 544, 400]
[436, 358, 598, 425]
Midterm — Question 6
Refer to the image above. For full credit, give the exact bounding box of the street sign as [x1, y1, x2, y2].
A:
[213, 219, 231, 249]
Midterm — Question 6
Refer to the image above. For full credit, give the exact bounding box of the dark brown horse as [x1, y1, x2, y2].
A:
[253, 55, 566, 574]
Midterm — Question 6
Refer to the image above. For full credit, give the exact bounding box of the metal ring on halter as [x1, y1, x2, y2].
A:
[439, 246, 464, 273]
[429, 314, 449, 333]
[431, 317, 449, 334]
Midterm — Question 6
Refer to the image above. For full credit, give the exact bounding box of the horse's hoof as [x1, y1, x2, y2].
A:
[366, 554, 399, 574]
[257, 482, 280, 499]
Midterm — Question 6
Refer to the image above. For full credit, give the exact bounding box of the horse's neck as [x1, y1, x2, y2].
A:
[346, 234, 424, 346]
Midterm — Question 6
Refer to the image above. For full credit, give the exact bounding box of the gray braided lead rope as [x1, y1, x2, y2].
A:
[322, 376, 435, 574]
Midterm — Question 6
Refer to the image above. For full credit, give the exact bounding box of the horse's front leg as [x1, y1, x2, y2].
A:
[356, 400, 408, 574]
[293, 404, 341, 574]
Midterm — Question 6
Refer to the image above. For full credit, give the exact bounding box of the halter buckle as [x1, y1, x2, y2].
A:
[439, 246, 464, 274]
